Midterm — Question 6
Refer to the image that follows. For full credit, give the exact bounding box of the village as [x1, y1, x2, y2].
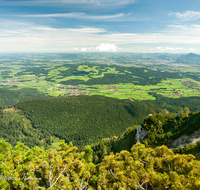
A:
[48, 84, 92, 96]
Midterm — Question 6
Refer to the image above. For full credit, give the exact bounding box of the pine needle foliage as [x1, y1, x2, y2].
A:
[0, 140, 199, 189]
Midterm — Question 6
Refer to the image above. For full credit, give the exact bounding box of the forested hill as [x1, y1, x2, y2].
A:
[177, 53, 200, 64]
[85, 109, 200, 164]
[0, 95, 160, 148]
[0, 88, 50, 106]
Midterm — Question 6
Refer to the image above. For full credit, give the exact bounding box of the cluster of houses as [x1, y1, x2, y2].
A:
[48, 84, 91, 96]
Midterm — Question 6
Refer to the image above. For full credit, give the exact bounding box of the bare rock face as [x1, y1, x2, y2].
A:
[174, 112, 181, 123]
[168, 128, 200, 148]
[135, 125, 149, 143]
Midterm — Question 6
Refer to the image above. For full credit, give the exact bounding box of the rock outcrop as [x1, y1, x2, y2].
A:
[135, 125, 149, 143]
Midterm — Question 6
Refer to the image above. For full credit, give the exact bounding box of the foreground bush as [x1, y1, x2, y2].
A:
[98, 143, 200, 189]
[0, 140, 199, 189]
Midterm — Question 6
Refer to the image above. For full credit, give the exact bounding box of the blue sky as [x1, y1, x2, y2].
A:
[1, 0, 200, 53]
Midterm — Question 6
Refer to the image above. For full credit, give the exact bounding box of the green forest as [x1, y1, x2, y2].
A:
[1, 95, 200, 150]
[1, 95, 160, 148]
[0, 88, 50, 106]
[83, 108, 200, 164]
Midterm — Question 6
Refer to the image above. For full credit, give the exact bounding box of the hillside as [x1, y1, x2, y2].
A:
[140, 110, 200, 148]
[0, 107, 51, 148]
[0, 88, 50, 106]
[145, 93, 200, 113]
[177, 53, 200, 64]
[1, 94, 200, 152]
[86, 108, 200, 163]
[16, 95, 160, 147]
[0, 95, 161, 148]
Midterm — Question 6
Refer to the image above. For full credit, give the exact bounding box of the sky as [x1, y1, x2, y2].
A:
[1, 0, 200, 53]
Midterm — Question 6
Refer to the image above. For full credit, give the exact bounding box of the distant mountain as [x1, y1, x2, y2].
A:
[177, 53, 200, 64]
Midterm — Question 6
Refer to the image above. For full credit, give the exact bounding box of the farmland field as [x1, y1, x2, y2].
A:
[0, 53, 200, 105]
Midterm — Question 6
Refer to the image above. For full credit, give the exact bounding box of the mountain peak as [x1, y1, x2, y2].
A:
[177, 53, 200, 64]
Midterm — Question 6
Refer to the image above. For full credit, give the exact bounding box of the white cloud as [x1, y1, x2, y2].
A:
[67, 28, 106, 33]
[71, 47, 79, 51]
[164, 24, 200, 34]
[189, 48, 196, 52]
[96, 43, 119, 52]
[81, 47, 87, 51]
[0, 0, 136, 6]
[19, 12, 127, 20]
[39, 0, 136, 6]
[156, 46, 164, 51]
[167, 25, 185, 29]
[152, 47, 184, 52]
[156, 46, 162, 50]
[31, 26, 57, 31]
[169, 11, 200, 21]
[87, 47, 96, 51]
[1, 20, 200, 53]
[165, 47, 183, 50]
[165, 47, 174, 50]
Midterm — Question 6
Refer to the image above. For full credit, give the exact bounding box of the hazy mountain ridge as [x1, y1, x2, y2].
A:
[177, 53, 200, 64]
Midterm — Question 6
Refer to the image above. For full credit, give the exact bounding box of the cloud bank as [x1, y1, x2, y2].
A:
[189, 48, 196, 52]
[81, 47, 87, 51]
[1, 20, 200, 52]
[156, 47, 184, 51]
[96, 43, 119, 52]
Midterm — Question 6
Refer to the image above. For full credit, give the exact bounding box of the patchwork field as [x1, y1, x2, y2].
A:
[0, 53, 200, 105]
